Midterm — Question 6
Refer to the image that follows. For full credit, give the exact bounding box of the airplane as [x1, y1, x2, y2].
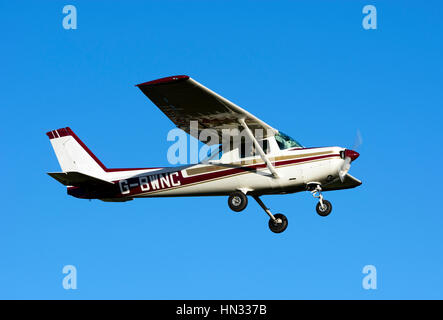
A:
[46, 75, 362, 233]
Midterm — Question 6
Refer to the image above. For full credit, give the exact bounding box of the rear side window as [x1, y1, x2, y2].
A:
[239, 139, 270, 158]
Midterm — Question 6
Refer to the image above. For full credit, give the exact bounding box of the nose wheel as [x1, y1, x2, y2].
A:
[316, 199, 332, 216]
[309, 184, 333, 217]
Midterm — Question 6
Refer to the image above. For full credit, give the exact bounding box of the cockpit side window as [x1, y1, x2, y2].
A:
[275, 132, 303, 150]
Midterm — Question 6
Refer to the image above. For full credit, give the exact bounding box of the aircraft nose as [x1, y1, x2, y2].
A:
[344, 149, 360, 162]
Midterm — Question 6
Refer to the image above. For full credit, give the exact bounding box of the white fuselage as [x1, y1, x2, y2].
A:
[109, 146, 345, 200]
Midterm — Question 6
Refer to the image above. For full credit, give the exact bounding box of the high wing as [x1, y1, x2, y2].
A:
[136, 75, 277, 145]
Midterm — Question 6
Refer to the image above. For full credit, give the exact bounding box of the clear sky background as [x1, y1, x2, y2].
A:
[1, 0, 442, 299]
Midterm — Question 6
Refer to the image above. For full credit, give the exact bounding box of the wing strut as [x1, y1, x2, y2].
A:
[238, 118, 279, 178]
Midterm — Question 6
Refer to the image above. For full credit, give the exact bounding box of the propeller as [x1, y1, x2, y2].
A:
[338, 130, 362, 182]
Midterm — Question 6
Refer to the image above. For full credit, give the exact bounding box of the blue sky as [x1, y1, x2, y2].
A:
[1, 0, 443, 299]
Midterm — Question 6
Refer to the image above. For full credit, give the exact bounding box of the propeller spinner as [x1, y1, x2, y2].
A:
[338, 130, 362, 182]
[339, 149, 360, 182]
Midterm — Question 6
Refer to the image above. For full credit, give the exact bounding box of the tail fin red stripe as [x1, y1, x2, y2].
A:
[46, 127, 161, 173]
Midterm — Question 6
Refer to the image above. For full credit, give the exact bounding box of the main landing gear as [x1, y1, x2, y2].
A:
[228, 191, 288, 233]
[227, 185, 332, 233]
[308, 184, 333, 217]
[228, 191, 248, 212]
[253, 196, 288, 233]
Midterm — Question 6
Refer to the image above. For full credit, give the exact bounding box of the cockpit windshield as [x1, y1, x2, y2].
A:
[275, 131, 303, 150]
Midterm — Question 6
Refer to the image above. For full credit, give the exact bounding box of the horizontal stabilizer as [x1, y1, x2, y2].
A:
[47, 171, 113, 187]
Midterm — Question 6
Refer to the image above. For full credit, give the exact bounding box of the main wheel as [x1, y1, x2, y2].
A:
[268, 213, 288, 233]
[228, 191, 248, 212]
[316, 200, 332, 217]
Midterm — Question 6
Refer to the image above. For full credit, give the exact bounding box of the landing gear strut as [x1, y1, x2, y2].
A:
[253, 196, 288, 233]
[309, 184, 332, 217]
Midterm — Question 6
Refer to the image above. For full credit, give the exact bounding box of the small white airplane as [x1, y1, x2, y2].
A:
[47, 75, 361, 233]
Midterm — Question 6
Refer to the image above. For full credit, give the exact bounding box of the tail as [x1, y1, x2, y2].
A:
[46, 127, 106, 178]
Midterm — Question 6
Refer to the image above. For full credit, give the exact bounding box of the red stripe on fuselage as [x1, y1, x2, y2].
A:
[182, 154, 338, 185]
[114, 153, 340, 198]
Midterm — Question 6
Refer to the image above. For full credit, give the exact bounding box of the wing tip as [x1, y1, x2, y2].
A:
[135, 75, 190, 87]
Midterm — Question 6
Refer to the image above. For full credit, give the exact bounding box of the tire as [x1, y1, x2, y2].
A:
[316, 200, 332, 217]
[268, 213, 288, 233]
[228, 191, 248, 212]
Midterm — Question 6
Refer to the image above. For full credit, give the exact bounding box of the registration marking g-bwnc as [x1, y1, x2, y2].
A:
[119, 172, 181, 194]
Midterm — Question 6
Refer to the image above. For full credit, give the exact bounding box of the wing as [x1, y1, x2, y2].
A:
[136, 75, 276, 145]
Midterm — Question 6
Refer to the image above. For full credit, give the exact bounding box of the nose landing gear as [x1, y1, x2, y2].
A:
[308, 184, 333, 217]
[316, 200, 332, 216]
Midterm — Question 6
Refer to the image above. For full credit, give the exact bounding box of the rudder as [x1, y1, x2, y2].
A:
[46, 127, 106, 177]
